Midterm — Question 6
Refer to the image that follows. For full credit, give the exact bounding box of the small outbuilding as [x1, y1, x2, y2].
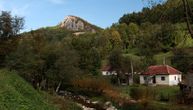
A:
[140, 65, 182, 86]
[101, 66, 117, 76]
[101, 65, 133, 85]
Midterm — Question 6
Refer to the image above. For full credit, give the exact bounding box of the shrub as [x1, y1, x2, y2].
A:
[130, 87, 146, 100]
[159, 92, 169, 102]
[71, 77, 115, 95]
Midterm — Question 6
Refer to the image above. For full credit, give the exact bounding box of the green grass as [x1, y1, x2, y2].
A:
[118, 85, 193, 110]
[119, 85, 179, 101]
[118, 86, 131, 98]
[0, 69, 58, 110]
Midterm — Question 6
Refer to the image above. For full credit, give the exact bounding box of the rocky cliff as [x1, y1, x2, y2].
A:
[59, 15, 97, 33]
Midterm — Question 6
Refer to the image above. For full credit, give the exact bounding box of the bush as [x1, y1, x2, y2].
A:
[129, 85, 179, 102]
[71, 77, 115, 95]
[51, 96, 82, 110]
[159, 92, 169, 102]
[130, 86, 146, 100]
[129, 86, 157, 100]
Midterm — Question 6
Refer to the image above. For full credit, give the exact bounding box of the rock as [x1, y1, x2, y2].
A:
[104, 101, 117, 110]
[73, 32, 85, 36]
[106, 106, 117, 110]
[104, 101, 112, 107]
[92, 101, 99, 104]
[77, 104, 96, 110]
[59, 15, 96, 33]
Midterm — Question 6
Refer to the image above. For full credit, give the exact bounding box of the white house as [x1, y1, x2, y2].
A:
[140, 65, 182, 86]
[101, 66, 117, 76]
[101, 66, 133, 85]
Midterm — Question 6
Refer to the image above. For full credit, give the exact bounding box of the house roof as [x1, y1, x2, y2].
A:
[141, 65, 181, 75]
[101, 66, 112, 71]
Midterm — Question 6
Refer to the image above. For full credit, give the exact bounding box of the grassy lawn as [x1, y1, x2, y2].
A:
[0, 69, 58, 110]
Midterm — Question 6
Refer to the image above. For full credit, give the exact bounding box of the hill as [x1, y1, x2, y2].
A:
[0, 69, 58, 110]
[22, 15, 102, 38]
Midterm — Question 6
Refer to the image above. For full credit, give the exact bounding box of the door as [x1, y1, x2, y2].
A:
[153, 76, 156, 84]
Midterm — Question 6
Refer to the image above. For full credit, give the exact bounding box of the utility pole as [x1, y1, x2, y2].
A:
[163, 57, 166, 65]
[130, 60, 134, 85]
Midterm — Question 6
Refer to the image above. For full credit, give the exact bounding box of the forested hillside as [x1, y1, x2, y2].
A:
[119, 0, 193, 25]
[113, 0, 193, 72]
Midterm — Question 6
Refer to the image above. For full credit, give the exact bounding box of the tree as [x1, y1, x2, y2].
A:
[137, 23, 162, 56]
[0, 11, 12, 38]
[127, 23, 140, 47]
[104, 29, 122, 49]
[157, 23, 176, 51]
[172, 48, 193, 74]
[109, 49, 122, 71]
[142, 0, 193, 38]
[112, 23, 129, 50]
[182, 0, 193, 38]
[0, 11, 24, 66]
[71, 34, 102, 75]
[54, 45, 81, 92]
[108, 49, 143, 85]
[108, 49, 123, 85]
[94, 34, 111, 59]
[0, 11, 24, 38]
[12, 16, 24, 35]
[6, 38, 43, 84]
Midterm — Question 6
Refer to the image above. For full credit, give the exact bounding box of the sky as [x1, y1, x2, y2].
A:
[0, 0, 149, 32]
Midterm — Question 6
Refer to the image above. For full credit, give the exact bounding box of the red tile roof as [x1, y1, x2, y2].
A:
[101, 66, 112, 71]
[142, 65, 181, 75]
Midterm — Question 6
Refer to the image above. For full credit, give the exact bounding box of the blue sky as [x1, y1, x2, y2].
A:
[0, 0, 149, 32]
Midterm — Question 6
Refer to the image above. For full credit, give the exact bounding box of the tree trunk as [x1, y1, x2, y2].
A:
[55, 81, 62, 93]
[182, 0, 193, 38]
[116, 71, 121, 85]
[186, 0, 193, 23]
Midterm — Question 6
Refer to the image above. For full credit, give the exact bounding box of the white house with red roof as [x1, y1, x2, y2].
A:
[101, 66, 117, 76]
[140, 65, 182, 86]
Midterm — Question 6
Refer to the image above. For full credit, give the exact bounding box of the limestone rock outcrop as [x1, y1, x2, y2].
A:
[59, 15, 96, 33]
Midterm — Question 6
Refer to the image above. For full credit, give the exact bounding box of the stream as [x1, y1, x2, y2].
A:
[58, 91, 117, 110]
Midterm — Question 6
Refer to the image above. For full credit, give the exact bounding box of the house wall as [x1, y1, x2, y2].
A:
[156, 75, 169, 85]
[140, 75, 145, 84]
[140, 75, 153, 84]
[169, 74, 181, 86]
[102, 71, 108, 75]
[102, 71, 117, 76]
[140, 74, 181, 86]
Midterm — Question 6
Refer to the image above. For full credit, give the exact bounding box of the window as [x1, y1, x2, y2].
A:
[174, 76, 176, 80]
[144, 76, 147, 80]
[161, 77, 165, 81]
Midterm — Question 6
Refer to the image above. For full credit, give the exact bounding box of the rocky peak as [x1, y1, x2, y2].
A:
[59, 15, 96, 33]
